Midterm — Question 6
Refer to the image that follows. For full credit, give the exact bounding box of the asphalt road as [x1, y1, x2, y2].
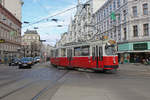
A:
[0, 63, 150, 100]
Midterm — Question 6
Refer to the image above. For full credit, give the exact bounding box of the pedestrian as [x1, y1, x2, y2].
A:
[127, 55, 130, 63]
[0, 57, 1, 64]
[120, 56, 124, 64]
[4, 57, 8, 64]
[134, 55, 137, 63]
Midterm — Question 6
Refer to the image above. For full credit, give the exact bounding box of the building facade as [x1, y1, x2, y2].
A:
[56, 32, 68, 47]
[0, 0, 23, 21]
[21, 30, 42, 57]
[56, 0, 105, 46]
[94, 0, 150, 63]
[66, 0, 93, 44]
[40, 44, 53, 61]
[0, 4, 22, 63]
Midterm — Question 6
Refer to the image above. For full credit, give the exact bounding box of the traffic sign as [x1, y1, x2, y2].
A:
[110, 12, 116, 21]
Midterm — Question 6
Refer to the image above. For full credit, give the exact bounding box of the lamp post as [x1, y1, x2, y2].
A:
[23, 21, 30, 24]
[17, 47, 21, 58]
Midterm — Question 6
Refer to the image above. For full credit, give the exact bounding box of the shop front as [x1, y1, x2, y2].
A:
[118, 41, 150, 63]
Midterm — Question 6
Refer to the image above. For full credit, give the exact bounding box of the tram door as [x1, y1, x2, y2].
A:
[67, 48, 72, 67]
[92, 46, 103, 68]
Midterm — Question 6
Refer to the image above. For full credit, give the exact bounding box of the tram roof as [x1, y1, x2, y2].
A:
[54, 39, 115, 49]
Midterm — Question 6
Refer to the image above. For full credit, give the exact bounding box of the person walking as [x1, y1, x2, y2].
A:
[120, 56, 124, 64]
[0, 57, 1, 64]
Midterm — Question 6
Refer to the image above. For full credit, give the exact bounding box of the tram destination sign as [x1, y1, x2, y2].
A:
[133, 43, 148, 50]
[0, 39, 5, 43]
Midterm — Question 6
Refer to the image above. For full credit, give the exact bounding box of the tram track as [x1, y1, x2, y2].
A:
[0, 77, 25, 88]
[0, 79, 40, 100]
[31, 70, 69, 100]
[0, 70, 69, 100]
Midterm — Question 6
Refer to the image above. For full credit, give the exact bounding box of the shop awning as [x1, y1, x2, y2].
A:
[117, 50, 150, 53]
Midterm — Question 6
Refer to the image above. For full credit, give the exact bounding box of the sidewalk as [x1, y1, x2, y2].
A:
[119, 63, 150, 72]
[0, 64, 9, 68]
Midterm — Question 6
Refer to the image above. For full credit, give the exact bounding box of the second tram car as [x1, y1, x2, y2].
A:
[50, 38, 119, 72]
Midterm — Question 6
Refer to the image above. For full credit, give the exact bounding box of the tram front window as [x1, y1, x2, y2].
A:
[105, 45, 116, 55]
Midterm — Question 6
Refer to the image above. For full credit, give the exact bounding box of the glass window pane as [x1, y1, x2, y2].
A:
[74, 47, 81, 56]
[81, 46, 90, 56]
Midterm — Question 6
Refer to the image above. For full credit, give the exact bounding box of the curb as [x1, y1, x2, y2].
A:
[0, 64, 9, 68]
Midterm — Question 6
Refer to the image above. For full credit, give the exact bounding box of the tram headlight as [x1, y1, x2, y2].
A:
[113, 57, 116, 64]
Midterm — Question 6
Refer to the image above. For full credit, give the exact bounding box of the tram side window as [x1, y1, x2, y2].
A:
[61, 48, 66, 57]
[50, 50, 53, 57]
[55, 49, 59, 57]
[92, 47, 95, 57]
[99, 47, 103, 60]
[51, 50, 55, 57]
[74, 47, 81, 56]
[67, 49, 69, 57]
[67, 49, 72, 57]
[81, 46, 90, 56]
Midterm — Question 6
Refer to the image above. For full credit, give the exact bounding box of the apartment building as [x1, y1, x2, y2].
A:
[67, 0, 93, 43]
[0, 0, 23, 21]
[22, 30, 42, 57]
[56, 0, 106, 46]
[94, 0, 150, 63]
[0, 4, 22, 63]
[56, 32, 68, 47]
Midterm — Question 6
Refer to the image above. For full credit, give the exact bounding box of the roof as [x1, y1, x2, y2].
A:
[24, 30, 38, 34]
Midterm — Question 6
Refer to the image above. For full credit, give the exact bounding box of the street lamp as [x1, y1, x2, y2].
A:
[34, 27, 39, 29]
[23, 21, 30, 24]
[57, 25, 63, 27]
[3, 18, 6, 20]
[51, 19, 58, 22]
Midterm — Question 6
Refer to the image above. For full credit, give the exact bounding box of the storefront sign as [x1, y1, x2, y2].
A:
[118, 43, 132, 51]
[133, 43, 148, 50]
[0, 39, 5, 43]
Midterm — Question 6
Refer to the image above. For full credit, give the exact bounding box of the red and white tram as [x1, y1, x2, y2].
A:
[50, 38, 119, 72]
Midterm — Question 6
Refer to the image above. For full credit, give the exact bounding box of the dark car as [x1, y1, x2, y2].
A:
[18, 57, 33, 69]
[34, 57, 41, 63]
[9, 58, 20, 66]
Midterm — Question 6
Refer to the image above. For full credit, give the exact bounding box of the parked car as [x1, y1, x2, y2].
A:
[9, 58, 20, 66]
[27, 57, 34, 65]
[34, 57, 41, 63]
[18, 57, 33, 69]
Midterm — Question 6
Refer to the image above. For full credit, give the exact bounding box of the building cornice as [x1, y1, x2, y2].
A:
[0, 4, 22, 27]
[0, 21, 20, 32]
[118, 39, 150, 44]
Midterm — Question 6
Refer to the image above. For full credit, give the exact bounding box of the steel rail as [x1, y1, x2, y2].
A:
[0, 70, 69, 100]
[31, 70, 69, 100]
[0, 79, 40, 100]
[0, 77, 25, 88]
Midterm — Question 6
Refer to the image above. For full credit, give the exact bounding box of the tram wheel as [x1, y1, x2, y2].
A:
[103, 69, 117, 74]
[57, 66, 66, 70]
[51, 64, 57, 68]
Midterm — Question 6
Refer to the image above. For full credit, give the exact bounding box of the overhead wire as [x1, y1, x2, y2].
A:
[37, 0, 49, 14]
[23, 6, 76, 28]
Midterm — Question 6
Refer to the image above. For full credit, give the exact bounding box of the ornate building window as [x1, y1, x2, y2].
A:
[133, 25, 138, 37]
[143, 24, 149, 36]
[132, 6, 137, 17]
[143, 3, 148, 15]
